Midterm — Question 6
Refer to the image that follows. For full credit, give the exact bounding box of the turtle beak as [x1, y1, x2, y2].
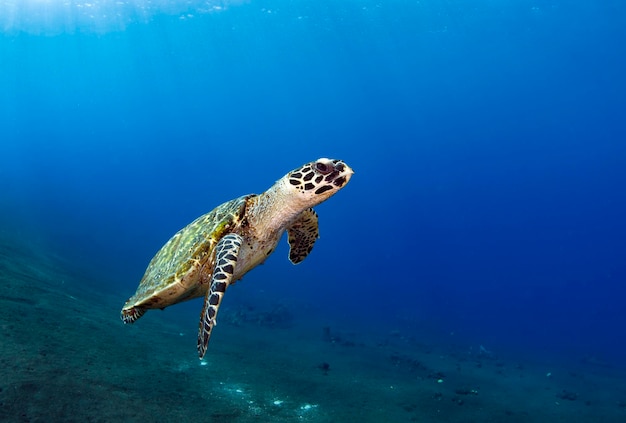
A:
[332, 160, 353, 188]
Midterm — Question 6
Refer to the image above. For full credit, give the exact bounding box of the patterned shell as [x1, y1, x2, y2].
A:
[124, 195, 250, 309]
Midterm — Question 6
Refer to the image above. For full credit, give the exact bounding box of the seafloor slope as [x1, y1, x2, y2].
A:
[0, 236, 624, 422]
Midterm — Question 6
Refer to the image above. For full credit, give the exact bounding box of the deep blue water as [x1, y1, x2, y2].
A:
[1, 0, 625, 365]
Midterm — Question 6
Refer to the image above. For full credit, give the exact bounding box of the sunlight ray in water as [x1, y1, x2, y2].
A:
[0, 0, 247, 34]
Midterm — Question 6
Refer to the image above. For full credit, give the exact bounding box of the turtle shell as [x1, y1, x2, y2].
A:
[121, 195, 251, 317]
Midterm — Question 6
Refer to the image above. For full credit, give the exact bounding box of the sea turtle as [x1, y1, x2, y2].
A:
[121, 158, 353, 358]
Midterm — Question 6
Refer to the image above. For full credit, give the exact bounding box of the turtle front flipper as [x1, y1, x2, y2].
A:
[286, 208, 319, 264]
[197, 233, 243, 359]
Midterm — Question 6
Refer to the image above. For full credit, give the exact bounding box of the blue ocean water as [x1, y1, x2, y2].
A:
[1, 0, 625, 385]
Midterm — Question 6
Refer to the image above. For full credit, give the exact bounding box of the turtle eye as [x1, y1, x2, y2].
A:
[315, 162, 331, 174]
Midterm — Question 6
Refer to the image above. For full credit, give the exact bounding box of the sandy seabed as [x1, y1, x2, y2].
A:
[1, 238, 625, 423]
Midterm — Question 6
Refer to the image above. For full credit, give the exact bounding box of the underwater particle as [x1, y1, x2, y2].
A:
[248, 405, 263, 416]
[300, 404, 318, 411]
[200, 361, 207, 366]
[437, 379, 444, 384]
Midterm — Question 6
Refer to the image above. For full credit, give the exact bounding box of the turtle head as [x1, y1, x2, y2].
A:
[285, 158, 354, 206]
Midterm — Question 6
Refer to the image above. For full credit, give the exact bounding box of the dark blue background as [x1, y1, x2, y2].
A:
[1, 1, 625, 363]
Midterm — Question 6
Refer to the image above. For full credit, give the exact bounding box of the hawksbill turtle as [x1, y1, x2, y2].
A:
[121, 158, 353, 358]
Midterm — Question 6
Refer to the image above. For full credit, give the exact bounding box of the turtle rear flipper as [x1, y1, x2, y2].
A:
[121, 305, 146, 324]
[197, 233, 243, 359]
